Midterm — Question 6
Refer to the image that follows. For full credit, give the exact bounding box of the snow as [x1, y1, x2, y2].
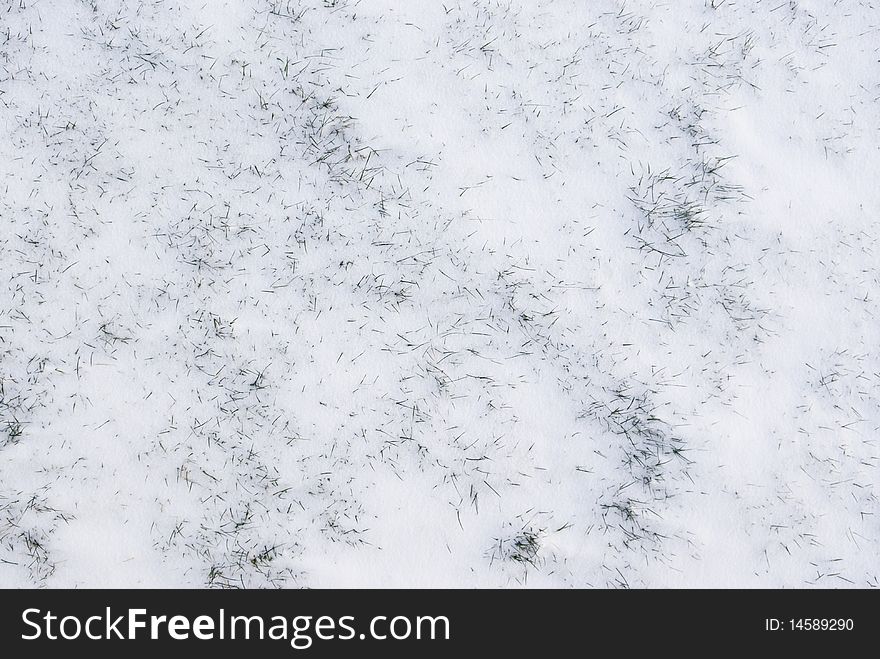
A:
[1, 0, 878, 588]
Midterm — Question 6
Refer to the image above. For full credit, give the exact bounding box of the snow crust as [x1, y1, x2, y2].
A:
[1, 0, 878, 587]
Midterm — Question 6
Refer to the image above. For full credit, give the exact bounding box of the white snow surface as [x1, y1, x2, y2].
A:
[1, 0, 879, 587]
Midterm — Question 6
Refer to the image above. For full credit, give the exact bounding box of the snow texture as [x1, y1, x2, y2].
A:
[1, 0, 878, 587]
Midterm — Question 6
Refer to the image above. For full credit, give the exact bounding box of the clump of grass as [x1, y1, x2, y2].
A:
[628, 156, 744, 254]
[1, 494, 61, 583]
[3, 420, 24, 447]
[491, 526, 543, 567]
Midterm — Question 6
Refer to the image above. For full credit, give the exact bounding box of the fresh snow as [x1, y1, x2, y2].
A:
[1, 0, 878, 588]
